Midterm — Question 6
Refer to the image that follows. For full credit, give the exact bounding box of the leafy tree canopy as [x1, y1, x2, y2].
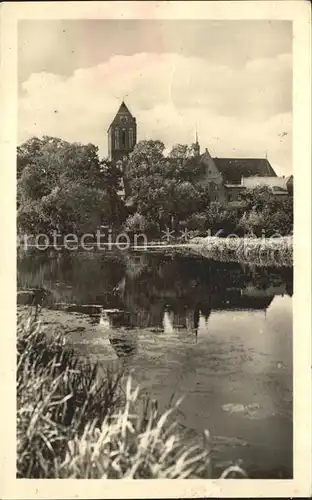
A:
[17, 136, 125, 236]
[125, 140, 209, 225]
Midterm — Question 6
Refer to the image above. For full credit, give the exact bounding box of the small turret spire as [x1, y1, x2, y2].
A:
[193, 125, 200, 157]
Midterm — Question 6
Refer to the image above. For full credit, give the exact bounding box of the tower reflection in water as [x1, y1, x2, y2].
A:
[162, 306, 201, 342]
[99, 310, 138, 358]
[95, 255, 292, 357]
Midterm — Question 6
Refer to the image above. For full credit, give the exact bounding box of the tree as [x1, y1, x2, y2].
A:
[127, 140, 166, 179]
[241, 185, 280, 212]
[238, 186, 293, 236]
[123, 213, 158, 236]
[17, 137, 70, 203]
[17, 198, 49, 235]
[40, 184, 114, 235]
[17, 136, 68, 179]
[185, 212, 208, 232]
[167, 144, 206, 182]
[168, 144, 194, 159]
[17, 136, 126, 236]
[124, 140, 210, 228]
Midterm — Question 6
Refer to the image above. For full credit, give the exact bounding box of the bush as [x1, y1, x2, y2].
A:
[124, 213, 157, 236]
[238, 206, 293, 237]
[238, 210, 266, 237]
[239, 187, 293, 237]
[185, 212, 208, 232]
[262, 210, 293, 236]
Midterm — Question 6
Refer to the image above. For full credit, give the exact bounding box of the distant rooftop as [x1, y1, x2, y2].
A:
[211, 157, 277, 183]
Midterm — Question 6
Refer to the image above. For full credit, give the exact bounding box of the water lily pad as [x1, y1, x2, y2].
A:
[222, 403, 245, 413]
[222, 402, 261, 417]
[246, 403, 260, 411]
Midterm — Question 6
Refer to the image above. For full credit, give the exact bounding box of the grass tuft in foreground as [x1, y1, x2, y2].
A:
[17, 310, 247, 479]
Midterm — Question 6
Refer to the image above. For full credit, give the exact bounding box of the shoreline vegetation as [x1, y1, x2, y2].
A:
[177, 235, 293, 267]
[18, 235, 293, 268]
[17, 311, 247, 479]
[128, 235, 293, 268]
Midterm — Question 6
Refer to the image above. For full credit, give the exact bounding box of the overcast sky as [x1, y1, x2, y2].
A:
[18, 20, 292, 175]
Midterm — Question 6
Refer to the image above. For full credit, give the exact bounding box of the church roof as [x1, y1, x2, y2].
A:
[117, 101, 133, 116]
[212, 157, 277, 183]
[108, 101, 135, 131]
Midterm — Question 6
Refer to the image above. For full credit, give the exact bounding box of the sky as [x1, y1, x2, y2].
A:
[18, 20, 292, 175]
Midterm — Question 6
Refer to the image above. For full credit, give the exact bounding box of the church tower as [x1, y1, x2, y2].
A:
[107, 101, 137, 162]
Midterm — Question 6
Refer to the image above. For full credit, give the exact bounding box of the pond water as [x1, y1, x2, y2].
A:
[17, 250, 293, 478]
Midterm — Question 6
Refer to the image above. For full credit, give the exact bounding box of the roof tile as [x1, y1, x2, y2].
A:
[212, 157, 277, 183]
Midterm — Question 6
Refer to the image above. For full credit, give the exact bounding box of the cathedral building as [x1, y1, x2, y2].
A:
[107, 101, 291, 204]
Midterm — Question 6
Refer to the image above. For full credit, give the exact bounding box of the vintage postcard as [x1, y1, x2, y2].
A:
[0, 0, 311, 498]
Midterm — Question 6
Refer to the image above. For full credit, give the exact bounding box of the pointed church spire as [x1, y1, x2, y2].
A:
[117, 99, 133, 116]
[193, 124, 200, 157]
[195, 125, 199, 145]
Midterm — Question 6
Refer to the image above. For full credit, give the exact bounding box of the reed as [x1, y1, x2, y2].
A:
[17, 311, 247, 479]
[188, 236, 293, 267]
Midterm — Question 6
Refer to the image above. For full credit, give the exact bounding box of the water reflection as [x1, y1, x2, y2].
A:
[17, 250, 293, 358]
[108, 336, 137, 358]
[162, 306, 200, 341]
[17, 251, 293, 338]
[17, 250, 293, 477]
[98, 310, 137, 358]
[117, 254, 292, 334]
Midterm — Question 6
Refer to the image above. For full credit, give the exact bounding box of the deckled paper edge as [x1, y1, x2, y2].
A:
[0, 1, 311, 498]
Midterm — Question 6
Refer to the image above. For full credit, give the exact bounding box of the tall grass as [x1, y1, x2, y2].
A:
[188, 236, 293, 267]
[17, 310, 247, 479]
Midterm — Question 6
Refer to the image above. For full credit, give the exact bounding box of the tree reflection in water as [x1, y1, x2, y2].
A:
[17, 250, 293, 350]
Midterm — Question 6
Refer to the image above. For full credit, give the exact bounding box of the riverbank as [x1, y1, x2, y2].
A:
[17, 235, 293, 268]
[17, 309, 247, 479]
[134, 236, 293, 268]
[190, 235, 293, 267]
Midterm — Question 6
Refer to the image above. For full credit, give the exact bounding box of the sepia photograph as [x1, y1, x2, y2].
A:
[0, 1, 311, 498]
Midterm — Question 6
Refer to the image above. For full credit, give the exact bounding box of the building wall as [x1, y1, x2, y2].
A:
[274, 192, 290, 201]
[241, 176, 288, 190]
[199, 151, 226, 203]
[224, 185, 246, 202]
[241, 176, 291, 200]
[108, 114, 137, 162]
